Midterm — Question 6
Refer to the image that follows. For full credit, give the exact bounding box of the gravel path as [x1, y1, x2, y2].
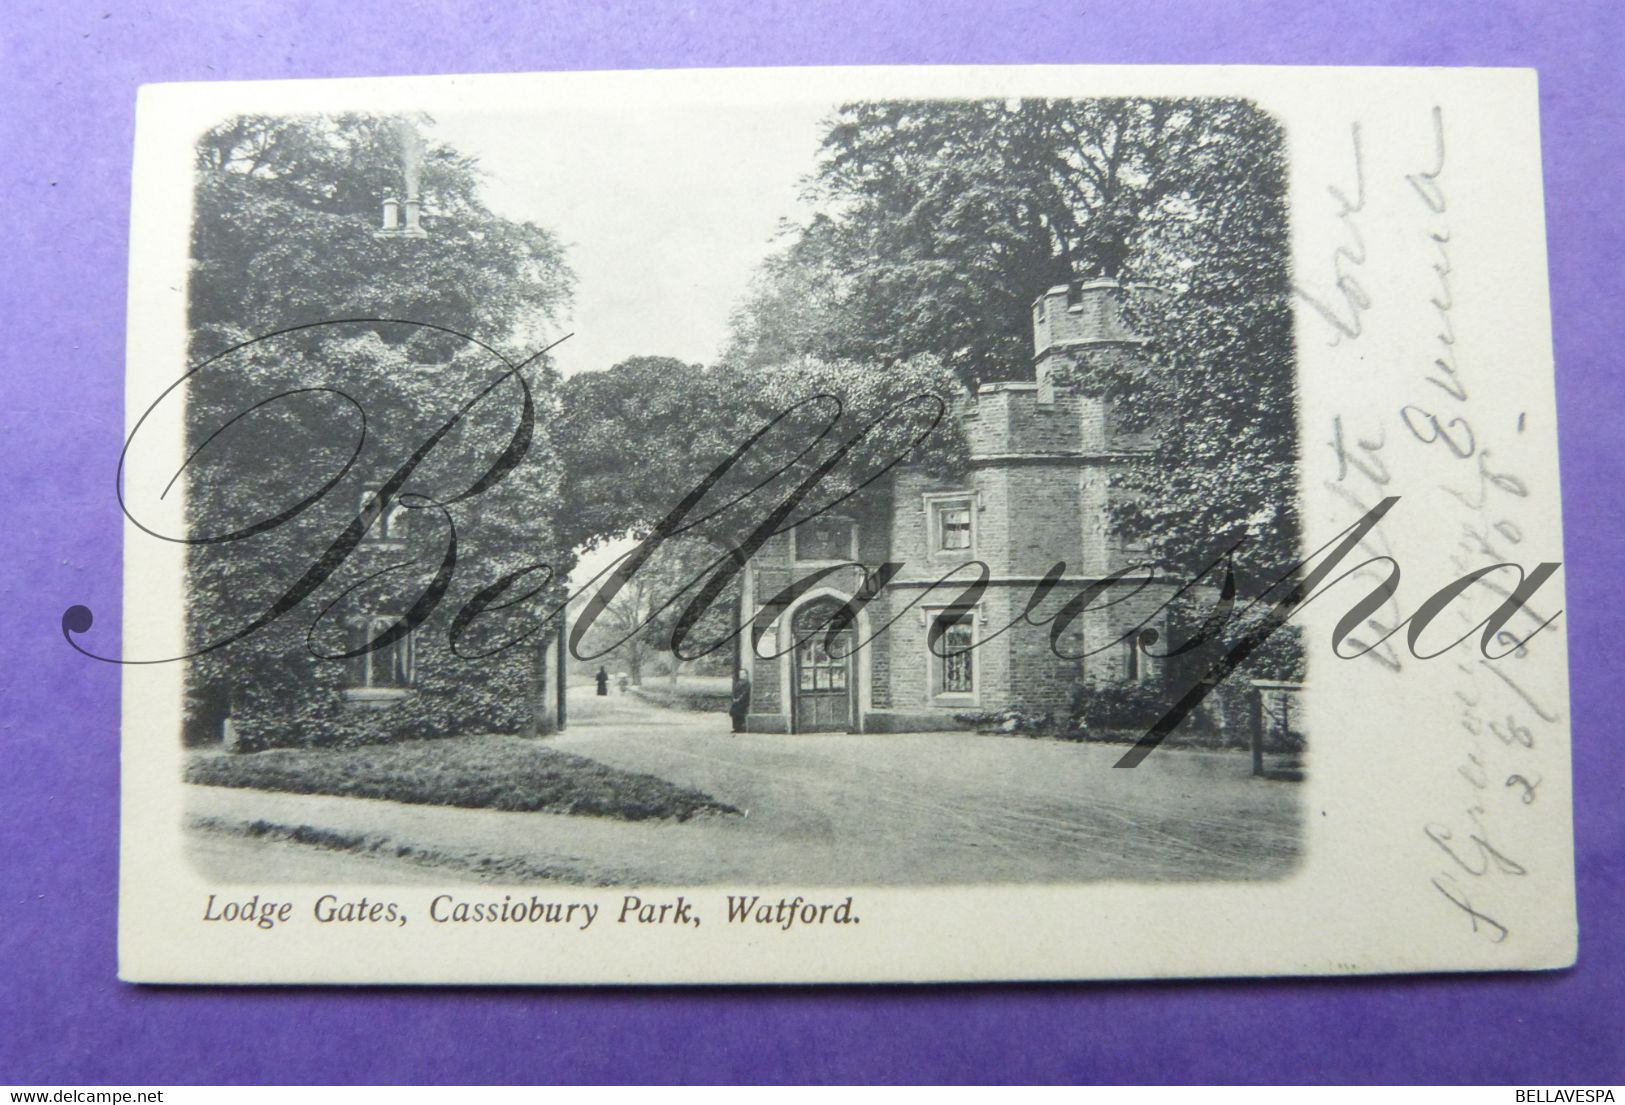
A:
[188, 687, 1301, 885]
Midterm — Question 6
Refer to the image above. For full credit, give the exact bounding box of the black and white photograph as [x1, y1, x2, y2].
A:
[109, 66, 1574, 985]
[8, 0, 1622, 1084]
[172, 94, 1308, 890]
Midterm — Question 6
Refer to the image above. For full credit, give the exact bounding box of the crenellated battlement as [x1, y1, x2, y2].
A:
[962, 382, 1108, 456]
[1032, 278, 1146, 357]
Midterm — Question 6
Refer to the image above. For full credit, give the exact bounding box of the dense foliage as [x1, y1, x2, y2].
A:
[191, 114, 570, 350]
[182, 114, 574, 746]
[185, 735, 737, 820]
[725, 98, 1299, 582]
[554, 354, 968, 553]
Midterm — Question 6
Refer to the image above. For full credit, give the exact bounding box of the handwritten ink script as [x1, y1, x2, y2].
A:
[1402, 107, 1560, 946]
[1305, 105, 1565, 945]
[1296, 123, 1371, 345]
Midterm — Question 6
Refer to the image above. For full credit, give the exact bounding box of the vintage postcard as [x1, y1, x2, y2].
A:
[107, 65, 1574, 984]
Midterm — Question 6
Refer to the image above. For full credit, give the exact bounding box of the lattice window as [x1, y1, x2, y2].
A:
[797, 638, 848, 691]
[936, 612, 974, 695]
[929, 496, 974, 554]
[350, 615, 415, 689]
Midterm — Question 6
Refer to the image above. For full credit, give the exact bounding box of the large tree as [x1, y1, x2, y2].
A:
[553, 353, 968, 671]
[182, 114, 575, 747]
[725, 98, 1298, 583]
[555, 354, 966, 551]
[191, 114, 570, 349]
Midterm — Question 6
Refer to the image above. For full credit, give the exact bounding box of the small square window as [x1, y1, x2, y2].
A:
[794, 517, 853, 562]
[360, 489, 412, 543]
[931, 498, 974, 554]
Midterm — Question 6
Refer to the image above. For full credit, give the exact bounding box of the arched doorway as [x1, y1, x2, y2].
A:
[790, 596, 855, 732]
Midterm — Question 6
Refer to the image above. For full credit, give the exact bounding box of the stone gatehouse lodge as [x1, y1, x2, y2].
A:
[740, 279, 1180, 734]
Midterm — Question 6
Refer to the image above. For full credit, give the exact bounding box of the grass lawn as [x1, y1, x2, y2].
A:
[624, 673, 732, 712]
[185, 735, 738, 822]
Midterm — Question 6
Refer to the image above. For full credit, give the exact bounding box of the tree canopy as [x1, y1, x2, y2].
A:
[182, 114, 575, 744]
[191, 113, 572, 354]
[554, 354, 967, 555]
[724, 97, 1299, 581]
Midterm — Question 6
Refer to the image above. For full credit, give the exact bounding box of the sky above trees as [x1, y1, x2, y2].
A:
[430, 103, 829, 380]
[431, 98, 1300, 587]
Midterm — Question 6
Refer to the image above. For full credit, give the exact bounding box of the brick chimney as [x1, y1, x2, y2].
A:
[401, 193, 425, 239]
[375, 121, 429, 240]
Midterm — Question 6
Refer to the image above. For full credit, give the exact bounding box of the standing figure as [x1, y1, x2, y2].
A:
[730, 670, 751, 734]
[595, 666, 609, 697]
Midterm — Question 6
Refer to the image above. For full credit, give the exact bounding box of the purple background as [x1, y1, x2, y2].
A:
[2, 0, 1620, 1085]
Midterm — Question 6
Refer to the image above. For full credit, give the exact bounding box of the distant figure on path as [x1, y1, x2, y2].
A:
[595, 666, 609, 696]
[730, 670, 751, 733]
[617, 673, 629, 694]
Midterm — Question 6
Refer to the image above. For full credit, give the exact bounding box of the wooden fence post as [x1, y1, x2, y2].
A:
[1251, 688, 1265, 777]
[556, 615, 568, 731]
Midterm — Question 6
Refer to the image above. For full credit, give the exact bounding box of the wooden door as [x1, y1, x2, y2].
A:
[794, 632, 851, 732]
